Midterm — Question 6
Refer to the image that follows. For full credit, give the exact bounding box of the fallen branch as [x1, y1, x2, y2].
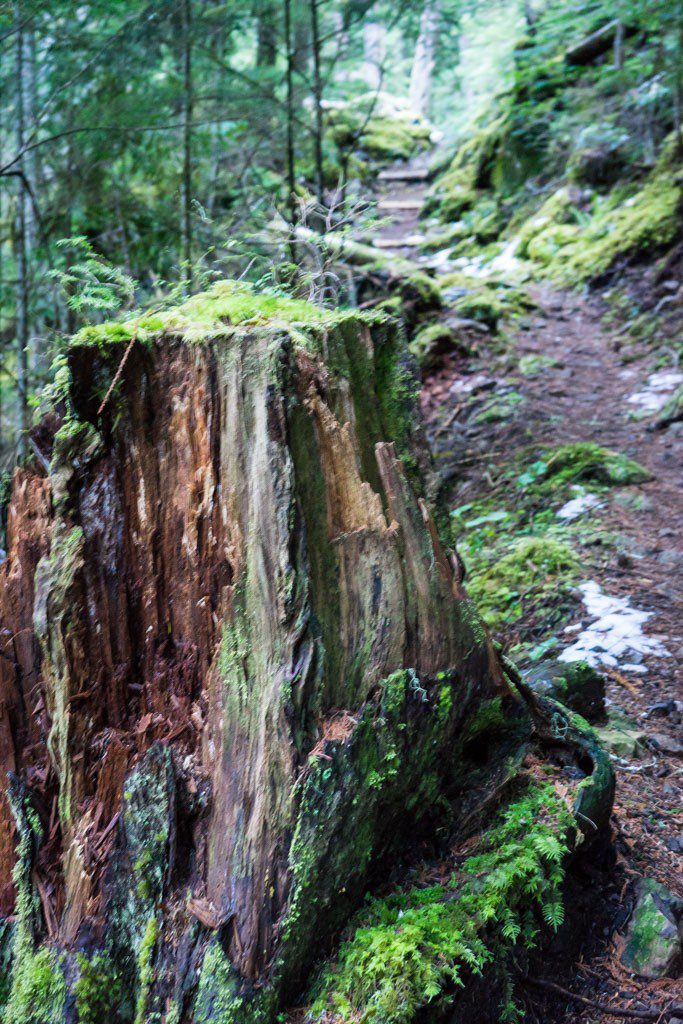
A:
[525, 976, 683, 1021]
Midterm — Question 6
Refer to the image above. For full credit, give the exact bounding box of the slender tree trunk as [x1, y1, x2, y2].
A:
[14, 2, 29, 461]
[675, 4, 683, 156]
[255, 1, 277, 66]
[613, 20, 624, 70]
[409, 0, 441, 118]
[24, 23, 39, 376]
[181, 0, 193, 290]
[283, 0, 297, 244]
[362, 21, 385, 91]
[310, 0, 324, 205]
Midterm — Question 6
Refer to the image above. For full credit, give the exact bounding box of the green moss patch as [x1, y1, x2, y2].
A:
[465, 536, 578, 632]
[309, 780, 574, 1024]
[525, 442, 651, 490]
[327, 99, 432, 169]
[71, 279, 335, 351]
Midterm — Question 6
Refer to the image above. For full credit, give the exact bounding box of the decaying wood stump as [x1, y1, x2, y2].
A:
[0, 281, 613, 1023]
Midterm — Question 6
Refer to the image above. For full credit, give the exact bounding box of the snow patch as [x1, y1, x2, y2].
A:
[556, 492, 602, 521]
[627, 371, 683, 414]
[559, 580, 669, 669]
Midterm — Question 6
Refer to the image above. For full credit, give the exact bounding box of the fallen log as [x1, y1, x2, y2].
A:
[565, 19, 635, 66]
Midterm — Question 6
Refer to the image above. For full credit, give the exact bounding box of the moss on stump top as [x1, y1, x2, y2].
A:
[71, 279, 386, 351]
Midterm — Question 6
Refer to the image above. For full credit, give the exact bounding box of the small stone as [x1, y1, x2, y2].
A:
[596, 712, 647, 759]
[650, 733, 683, 757]
[621, 879, 683, 979]
[646, 700, 676, 718]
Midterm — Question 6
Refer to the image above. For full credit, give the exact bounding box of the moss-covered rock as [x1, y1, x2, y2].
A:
[655, 384, 683, 429]
[399, 272, 443, 319]
[596, 710, 647, 759]
[326, 96, 432, 170]
[409, 321, 467, 370]
[621, 879, 683, 978]
[525, 659, 605, 722]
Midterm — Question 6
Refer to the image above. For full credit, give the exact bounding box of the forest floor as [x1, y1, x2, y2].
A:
[368, 162, 683, 1022]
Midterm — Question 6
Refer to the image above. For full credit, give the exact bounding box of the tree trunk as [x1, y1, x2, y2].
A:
[613, 19, 624, 70]
[362, 20, 385, 91]
[14, 2, 30, 461]
[283, 0, 297, 238]
[309, 0, 324, 205]
[0, 283, 613, 1022]
[255, 1, 277, 67]
[409, 0, 440, 118]
[181, 0, 194, 290]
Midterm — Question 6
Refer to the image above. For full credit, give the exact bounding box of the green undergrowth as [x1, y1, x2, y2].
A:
[451, 442, 649, 655]
[309, 779, 575, 1024]
[422, 0, 682, 283]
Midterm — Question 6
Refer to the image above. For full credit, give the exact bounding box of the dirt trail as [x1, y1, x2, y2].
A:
[369, 160, 683, 1023]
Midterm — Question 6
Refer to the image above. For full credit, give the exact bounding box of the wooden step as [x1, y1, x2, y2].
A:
[378, 167, 430, 182]
[371, 235, 425, 249]
[377, 198, 423, 211]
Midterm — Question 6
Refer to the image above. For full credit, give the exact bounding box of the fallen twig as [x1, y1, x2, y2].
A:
[97, 329, 138, 417]
[525, 976, 683, 1021]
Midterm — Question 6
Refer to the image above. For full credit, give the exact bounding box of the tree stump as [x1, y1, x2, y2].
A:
[0, 281, 613, 1023]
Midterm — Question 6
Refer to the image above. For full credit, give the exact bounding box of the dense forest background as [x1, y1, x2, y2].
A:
[0, 3, 681, 1023]
[1, 0, 680, 466]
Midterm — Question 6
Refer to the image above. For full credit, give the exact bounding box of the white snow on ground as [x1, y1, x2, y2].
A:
[556, 491, 602, 521]
[627, 371, 683, 413]
[559, 580, 669, 669]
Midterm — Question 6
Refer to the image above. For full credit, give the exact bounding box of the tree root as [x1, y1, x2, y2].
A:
[525, 976, 683, 1021]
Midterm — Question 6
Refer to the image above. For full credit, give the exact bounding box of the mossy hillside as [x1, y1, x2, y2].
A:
[422, 1, 682, 278]
[326, 98, 432, 169]
[308, 779, 576, 1024]
[534, 160, 682, 282]
[423, 114, 509, 223]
